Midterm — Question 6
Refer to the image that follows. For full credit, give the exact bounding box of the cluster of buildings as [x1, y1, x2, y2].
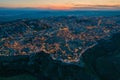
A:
[0, 16, 120, 62]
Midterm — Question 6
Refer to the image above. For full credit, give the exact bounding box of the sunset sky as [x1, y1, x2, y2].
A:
[0, 0, 120, 10]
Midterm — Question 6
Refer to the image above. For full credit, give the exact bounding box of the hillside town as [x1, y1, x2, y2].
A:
[0, 16, 120, 62]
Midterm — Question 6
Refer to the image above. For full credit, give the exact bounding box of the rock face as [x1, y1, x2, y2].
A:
[0, 52, 97, 80]
[0, 55, 30, 76]
[83, 33, 120, 80]
[0, 32, 120, 80]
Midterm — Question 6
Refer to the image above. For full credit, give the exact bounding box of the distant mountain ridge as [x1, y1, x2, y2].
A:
[0, 9, 120, 22]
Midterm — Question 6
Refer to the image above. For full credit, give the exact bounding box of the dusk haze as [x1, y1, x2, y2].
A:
[0, 0, 120, 10]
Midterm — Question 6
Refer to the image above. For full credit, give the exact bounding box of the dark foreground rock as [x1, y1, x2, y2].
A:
[0, 52, 97, 80]
[83, 33, 120, 80]
[33, 52, 97, 80]
[0, 32, 120, 80]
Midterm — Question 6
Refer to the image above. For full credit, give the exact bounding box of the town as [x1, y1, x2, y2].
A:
[0, 15, 120, 62]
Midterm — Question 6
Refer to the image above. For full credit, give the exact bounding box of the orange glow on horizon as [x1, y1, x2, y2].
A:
[0, 0, 120, 10]
[36, 4, 120, 10]
[37, 4, 73, 10]
[0, 3, 120, 10]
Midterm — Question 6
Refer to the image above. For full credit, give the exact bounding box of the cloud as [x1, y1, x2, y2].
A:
[71, 4, 120, 10]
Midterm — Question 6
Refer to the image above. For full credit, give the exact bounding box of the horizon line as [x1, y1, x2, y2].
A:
[0, 4, 120, 10]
